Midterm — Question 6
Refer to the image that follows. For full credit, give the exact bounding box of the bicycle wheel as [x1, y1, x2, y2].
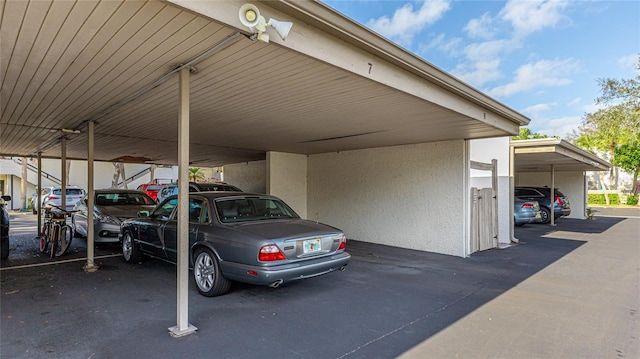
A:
[49, 223, 59, 258]
[39, 225, 50, 254]
[54, 225, 73, 257]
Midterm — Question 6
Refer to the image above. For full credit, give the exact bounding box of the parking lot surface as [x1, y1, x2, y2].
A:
[1, 208, 638, 358]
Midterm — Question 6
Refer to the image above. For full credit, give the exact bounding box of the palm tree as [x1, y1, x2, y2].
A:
[188, 167, 205, 182]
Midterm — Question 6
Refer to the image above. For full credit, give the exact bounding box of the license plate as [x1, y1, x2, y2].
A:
[303, 238, 321, 253]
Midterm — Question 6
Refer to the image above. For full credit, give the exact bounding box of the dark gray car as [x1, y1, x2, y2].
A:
[120, 192, 351, 297]
[514, 186, 570, 223]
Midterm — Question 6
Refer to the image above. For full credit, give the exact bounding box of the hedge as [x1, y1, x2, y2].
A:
[627, 195, 639, 206]
[588, 193, 620, 205]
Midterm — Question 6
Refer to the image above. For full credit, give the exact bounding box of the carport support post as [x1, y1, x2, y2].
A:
[61, 138, 66, 211]
[169, 67, 197, 337]
[37, 152, 42, 236]
[84, 121, 98, 272]
[509, 145, 516, 243]
[550, 164, 556, 227]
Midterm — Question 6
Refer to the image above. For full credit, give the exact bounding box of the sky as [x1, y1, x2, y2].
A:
[321, 0, 639, 139]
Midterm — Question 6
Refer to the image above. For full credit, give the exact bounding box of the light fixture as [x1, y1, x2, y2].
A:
[61, 128, 81, 134]
[239, 3, 293, 43]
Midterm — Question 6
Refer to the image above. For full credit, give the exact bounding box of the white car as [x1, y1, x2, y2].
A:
[41, 186, 86, 212]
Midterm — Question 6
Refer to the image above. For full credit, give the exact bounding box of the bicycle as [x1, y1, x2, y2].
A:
[38, 205, 76, 258]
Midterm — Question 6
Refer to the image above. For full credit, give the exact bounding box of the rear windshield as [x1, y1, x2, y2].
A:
[198, 184, 241, 192]
[145, 185, 164, 191]
[95, 192, 155, 206]
[215, 197, 298, 223]
[52, 188, 84, 196]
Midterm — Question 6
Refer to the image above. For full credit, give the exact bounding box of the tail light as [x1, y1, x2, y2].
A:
[555, 196, 562, 205]
[521, 203, 534, 209]
[259, 244, 286, 262]
[47, 195, 60, 200]
[337, 234, 346, 251]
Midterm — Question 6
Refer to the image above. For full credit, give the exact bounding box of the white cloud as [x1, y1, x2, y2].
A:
[618, 53, 639, 72]
[419, 34, 463, 57]
[567, 97, 581, 107]
[529, 115, 581, 139]
[367, 0, 452, 46]
[488, 58, 579, 97]
[499, 0, 571, 38]
[451, 59, 502, 87]
[522, 103, 552, 114]
[464, 12, 496, 40]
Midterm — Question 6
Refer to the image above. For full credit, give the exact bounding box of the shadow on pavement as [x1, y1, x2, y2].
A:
[0, 210, 634, 358]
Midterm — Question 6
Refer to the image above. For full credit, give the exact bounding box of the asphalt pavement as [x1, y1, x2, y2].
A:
[1, 207, 638, 358]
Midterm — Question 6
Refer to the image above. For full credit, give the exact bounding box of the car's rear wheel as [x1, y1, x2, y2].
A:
[539, 207, 551, 224]
[122, 230, 142, 263]
[193, 247, 230, 297]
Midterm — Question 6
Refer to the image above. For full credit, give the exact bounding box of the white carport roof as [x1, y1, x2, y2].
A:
[1, 0, 530, 166]
[511, 138, 611, 172]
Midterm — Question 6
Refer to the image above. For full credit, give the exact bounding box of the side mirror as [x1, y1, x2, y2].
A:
[1, 195, 11, 202]
[137, 210, 150, 218]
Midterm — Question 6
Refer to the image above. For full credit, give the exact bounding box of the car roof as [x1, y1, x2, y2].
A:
[94, 189, 148, 194]
[167, 192, 273, 201]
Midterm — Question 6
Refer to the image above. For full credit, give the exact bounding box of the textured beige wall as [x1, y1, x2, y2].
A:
[223, 160, 267, 194]
[308, 141, 466, 257]
[266, 152, 307, 218]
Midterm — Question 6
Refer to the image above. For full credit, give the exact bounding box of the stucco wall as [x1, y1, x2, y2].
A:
[223, 160, 267, 194]
[308, 141, 466, 257]
[267, 153, 307, 218]
[515, 171, 586, 219]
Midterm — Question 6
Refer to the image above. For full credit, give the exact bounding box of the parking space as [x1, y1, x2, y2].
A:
[1, 208, 638, 358]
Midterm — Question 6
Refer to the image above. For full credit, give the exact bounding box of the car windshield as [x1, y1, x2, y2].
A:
[95, 192, 155, 206]
[52, 188, 84, 196]
[215, 197, 299, 223]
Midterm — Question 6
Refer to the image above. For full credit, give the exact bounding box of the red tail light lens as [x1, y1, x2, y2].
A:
[521, 203, 534, 208]
[337, 234, 346, 251]
[555, 196, 562, 205]
[259, 244, 286, 262]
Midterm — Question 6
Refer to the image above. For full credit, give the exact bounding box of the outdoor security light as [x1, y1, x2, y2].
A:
[239, 3, 293, 43]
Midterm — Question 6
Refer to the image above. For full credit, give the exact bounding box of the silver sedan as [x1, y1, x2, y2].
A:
[73, 189, 157, 243]
[120, 192, 351, 297]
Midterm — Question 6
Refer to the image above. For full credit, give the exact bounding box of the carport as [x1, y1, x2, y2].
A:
[1, 0, 530, 335]
[510, 138, 611, 233]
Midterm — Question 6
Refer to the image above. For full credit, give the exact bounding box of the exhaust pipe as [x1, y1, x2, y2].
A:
[340, 265, 347, 271]
[269, 279, 283, 288]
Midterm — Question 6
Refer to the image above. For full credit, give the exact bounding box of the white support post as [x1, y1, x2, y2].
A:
[509, 145, 516, 243]
[37, 152, 42, 236]
[169, 67, 197, 337]
[84, 121, 98, 272]
[550, 164, 556, 227]
[61, 138, 67, 210]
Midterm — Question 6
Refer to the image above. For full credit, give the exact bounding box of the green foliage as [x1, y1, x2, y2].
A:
[512, 127, 556, 140]
[188, 167, 205, 182]
[588, 193, 620, 205]
[626, 195, 639, 206]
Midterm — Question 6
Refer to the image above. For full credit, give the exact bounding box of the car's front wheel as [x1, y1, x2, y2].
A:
[122, 230, 142, 263]
[193, 247, 230, 297]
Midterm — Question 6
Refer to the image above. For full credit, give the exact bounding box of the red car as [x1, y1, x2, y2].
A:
[137, 183, 166, 202]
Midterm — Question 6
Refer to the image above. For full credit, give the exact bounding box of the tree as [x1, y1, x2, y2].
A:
[571, 56, 640, 195]
[512, 127, 554, 140]
[188, 167, 205, 182]
[111, 163, 127, 189]
[613, 139, 640, 195]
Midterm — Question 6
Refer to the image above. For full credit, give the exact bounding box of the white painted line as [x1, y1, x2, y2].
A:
[0, 254, 121, 271]
[594, 215, 640, 219]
